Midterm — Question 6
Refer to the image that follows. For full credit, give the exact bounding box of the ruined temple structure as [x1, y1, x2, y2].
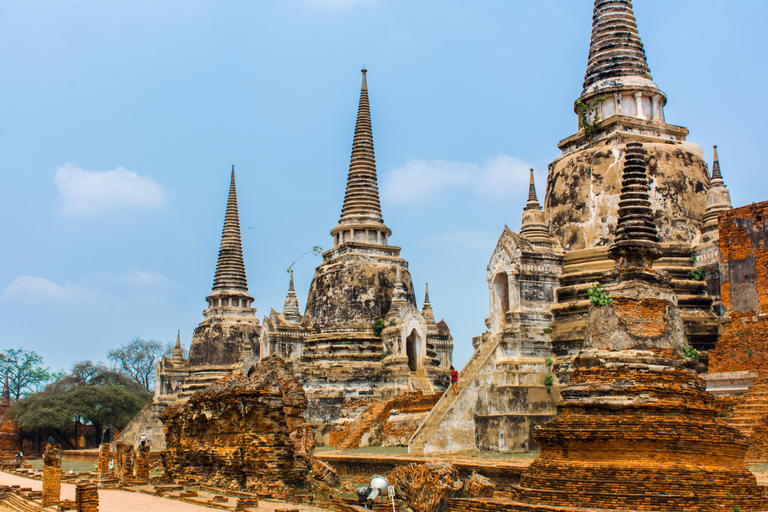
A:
[412, 0, 731, 455]
[452, 143, 767, 512]
[160, 356, 314, 492]
[260, 68, 453, 427]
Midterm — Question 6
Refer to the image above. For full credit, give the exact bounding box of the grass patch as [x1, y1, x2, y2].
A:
[26, 460, 96, 473]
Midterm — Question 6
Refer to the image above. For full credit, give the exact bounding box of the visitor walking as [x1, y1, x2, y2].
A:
[450, 365, 459, 397]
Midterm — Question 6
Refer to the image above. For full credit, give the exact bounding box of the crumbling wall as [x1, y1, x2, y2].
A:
[161, 356, 313, 491]
[710, 201, 768, 373]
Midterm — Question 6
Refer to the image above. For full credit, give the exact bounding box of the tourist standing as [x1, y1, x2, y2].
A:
[450, 366, 458, 397]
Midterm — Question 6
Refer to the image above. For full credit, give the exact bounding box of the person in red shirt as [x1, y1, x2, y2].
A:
[450, 365, 459, 397]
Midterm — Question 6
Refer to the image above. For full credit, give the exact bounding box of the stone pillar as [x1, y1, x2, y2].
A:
[507, 271, 520, 313]
[115, 442, 134, 484]
[634, 92, 645, 120]
[614, 93, 622, 115]
[41, 443, 62, 507]
[135, 444, 151, 483]
[75, 482, 99, 512]
[652, 94, 662, 122]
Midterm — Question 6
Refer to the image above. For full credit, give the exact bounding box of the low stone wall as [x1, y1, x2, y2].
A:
[62, 449, 162, 463]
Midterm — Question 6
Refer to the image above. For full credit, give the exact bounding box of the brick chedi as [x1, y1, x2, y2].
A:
[272, 68, 452, 426]
[546, 0, 719, 363]
[452, 143, 767, 512]
[160, 355, 313, 492]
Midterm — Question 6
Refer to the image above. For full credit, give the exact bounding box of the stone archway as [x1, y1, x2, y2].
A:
[406, 329, 420, 372]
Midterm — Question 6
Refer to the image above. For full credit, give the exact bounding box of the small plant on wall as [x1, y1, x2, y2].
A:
[372, 318, 386, 337]
[588, 282, 612, 307]
[575, 97, 605, 142]
[544, 374, 554, 389]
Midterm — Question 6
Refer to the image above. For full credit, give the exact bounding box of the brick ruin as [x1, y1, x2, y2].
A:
[41, 442, 61, 507]
[160, 355, 314, 492]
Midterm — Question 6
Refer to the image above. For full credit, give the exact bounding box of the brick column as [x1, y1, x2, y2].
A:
[42, 443, 62, 507]
[135, 444, 151, 483]
[75, 482, 99, 512]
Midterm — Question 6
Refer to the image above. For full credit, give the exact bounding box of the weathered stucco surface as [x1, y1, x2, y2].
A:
[188, 317, 260, 367]
[305, 256, 415, 329]
[545, 141, 708, 251]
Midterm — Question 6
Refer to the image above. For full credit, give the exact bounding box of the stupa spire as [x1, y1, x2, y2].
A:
[520, 169, 552, 248]
[212, 166, 248, 292]
[609, 142, 661, 269]
[583, 0, 653, 93]
[524, 168, 542, 211]
[339, 67, 383, 225]
[330, 68, 392, 249]
[712, 145, 723, 180]
[172, 330, 184, 365]
[423, 283, 432, 310]
[283, 270, 302, 324]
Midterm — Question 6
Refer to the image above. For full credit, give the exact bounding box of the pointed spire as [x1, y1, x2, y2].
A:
[172, 330, 184, 365]
[422, 283, 437, 334]
[583, 0, 653, 93]
[701, 144, 732, 241]
[711, 145, 723, 180]
[2, 372, 9, 404]
[609, 142, 661, 269]
[212, 166, 248, 292]
[338, 68, 385, 226]
[524, 168, 542, 211]
[282, 270, 302, 324]
[520, 169, 552, 248]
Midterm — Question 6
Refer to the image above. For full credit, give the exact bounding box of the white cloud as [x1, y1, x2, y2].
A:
[381, 154, 533, 206]
[55, 163, 168, 217]
[1, 270, 168, 305]
[304, 0, 372, 8]
[1, 276, 97, 303]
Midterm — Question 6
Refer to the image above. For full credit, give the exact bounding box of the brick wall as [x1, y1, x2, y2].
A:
[710, 200, 768, 373]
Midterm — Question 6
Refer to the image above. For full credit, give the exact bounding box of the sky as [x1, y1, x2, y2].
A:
[1, 0, 767, 375]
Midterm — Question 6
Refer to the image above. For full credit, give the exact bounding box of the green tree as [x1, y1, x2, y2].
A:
[13, 361, 151, 447]
[0, 348, 54, 401]
[107, 337, 165, 393]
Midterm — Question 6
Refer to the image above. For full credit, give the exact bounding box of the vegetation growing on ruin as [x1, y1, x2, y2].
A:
[544, 374, 554, 389]
[588, 283, 612, 307]
[690, 268, 705, 281]
[372, 318, 386, 337]
[684, 346, 700, 360]
[286, 245, 323, 274]
[575, 97, 605, 142]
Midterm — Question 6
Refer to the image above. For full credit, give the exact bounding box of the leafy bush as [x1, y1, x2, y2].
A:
[588, 283, 612, 307]
[543, 327, 552, 334]
[544, 357, 552, 366]
[690, 268, 704, 281]
[372, 318, 386, 337]
[544, 375, 554, 388]
[683, 346, 700, 360]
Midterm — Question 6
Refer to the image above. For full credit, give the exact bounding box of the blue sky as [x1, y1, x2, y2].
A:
[1, 0, 766, 374]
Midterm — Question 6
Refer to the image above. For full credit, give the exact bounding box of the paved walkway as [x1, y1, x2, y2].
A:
[0, 471, 332, 512]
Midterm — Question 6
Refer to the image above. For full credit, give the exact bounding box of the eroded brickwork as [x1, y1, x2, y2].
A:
[161, 356, 313, 491]
[710, 200, 768, 373]
[42, 443, 62, 506]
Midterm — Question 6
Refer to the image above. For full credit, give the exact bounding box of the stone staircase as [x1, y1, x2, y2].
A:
[724, 373, 768, 438]
[408, 337, 501, 454]
[114, 402, 168, 449]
